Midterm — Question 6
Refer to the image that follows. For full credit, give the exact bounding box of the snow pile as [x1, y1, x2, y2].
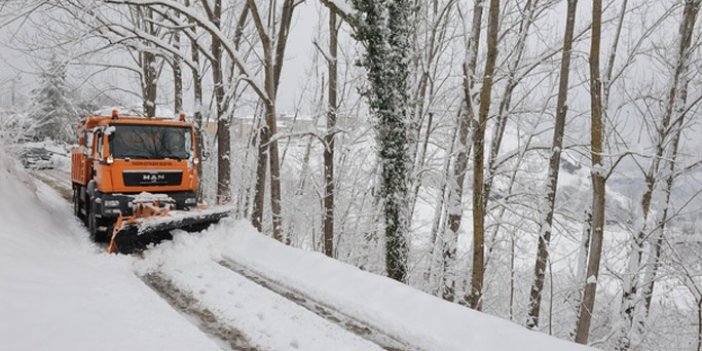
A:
[139, 222, 596, 351]
[0, 149, 220, 351]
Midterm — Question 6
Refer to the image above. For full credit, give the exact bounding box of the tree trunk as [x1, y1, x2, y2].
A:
[173, 28, 183, 114]
[526, 0, 577, 329]
[442, 0, 483, 302]
[264, 75, 283, 241]
[246, 0, 294, 242]
[352, 0, 414, 282]
[191, 50, 204, 201]
[640, 45, 696, 339]
[208, 0, 231, 205]
[140, 54, 157, 117]
[252, 125, 268, 232]
[424, 117, 459, 290]
[323, 9, 338, 257]
[139, 7, 158, 117]
[464, 0, 500, 311]
[185, 0, 204, 201]
[575, 0, 604, 344]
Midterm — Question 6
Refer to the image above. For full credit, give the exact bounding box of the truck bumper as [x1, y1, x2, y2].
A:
[96, 191, 198, 218]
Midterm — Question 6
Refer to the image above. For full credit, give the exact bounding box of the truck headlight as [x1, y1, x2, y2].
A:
[104, 200, 120, 207]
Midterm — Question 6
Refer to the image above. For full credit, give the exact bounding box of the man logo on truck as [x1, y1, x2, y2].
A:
[142, 173, 166, 184]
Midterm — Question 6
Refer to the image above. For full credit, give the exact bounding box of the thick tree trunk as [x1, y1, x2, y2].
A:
[323, 9, 338, 257]
[352, 0, 413, 282]
[265, 88, 283, 241]
[575, 0, 604, 343]
[252, 125, 268, 232]
[526, 0, 577, 329]
[464, 0, 500, 311]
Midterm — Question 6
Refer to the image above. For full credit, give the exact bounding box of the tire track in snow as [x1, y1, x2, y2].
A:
[218, 259, 415, 351]
[141, 273, 260, 351]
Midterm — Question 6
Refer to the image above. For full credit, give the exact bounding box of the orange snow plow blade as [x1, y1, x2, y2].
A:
[108, 197, 230, 254]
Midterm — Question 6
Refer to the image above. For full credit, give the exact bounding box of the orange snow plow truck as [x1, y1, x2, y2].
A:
[71, 110, 229, 254]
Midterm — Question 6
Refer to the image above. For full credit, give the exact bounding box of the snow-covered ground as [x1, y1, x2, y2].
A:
[0, 150, 222, 351]
[0, 146, 594, 351]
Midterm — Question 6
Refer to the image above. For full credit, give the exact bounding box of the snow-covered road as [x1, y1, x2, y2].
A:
[1, 157, 384, 351]
[1, 151, 596, 351]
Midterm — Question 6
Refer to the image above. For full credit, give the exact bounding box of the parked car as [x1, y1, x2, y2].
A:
[20, 147, 53, 169]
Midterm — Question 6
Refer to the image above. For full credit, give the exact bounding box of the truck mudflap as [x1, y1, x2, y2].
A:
[107, 196, 231, 254]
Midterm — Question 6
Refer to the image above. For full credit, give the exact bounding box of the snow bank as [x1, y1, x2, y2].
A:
[138, 243, 384, 351]
[0, 149, 220, 351]
[140, 220, 596, 351]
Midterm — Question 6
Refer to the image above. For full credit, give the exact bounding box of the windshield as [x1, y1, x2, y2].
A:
[110, 125, 192, 159]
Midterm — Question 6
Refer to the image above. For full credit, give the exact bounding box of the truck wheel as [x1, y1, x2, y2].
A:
[73, 187, 83, 220]
[88, 211, 108, 243]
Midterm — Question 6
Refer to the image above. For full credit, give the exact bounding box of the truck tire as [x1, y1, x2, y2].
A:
[88, 211, 108, 243]
[73, 186, 83, 220]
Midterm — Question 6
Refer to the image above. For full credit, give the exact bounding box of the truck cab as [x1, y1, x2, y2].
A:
[71, 111, 201, 241]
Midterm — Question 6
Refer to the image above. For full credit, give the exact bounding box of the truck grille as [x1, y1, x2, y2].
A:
[123, 170, 183, 186]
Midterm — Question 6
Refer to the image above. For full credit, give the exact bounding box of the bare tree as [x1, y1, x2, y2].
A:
[440, 0, 482, 302]
[323, 7, 339, 257]
[615, 2, 701, 349]
[464, 0, 501, 311]
[247, 0, 297, 241]
[526, 0, 578, 329]
[574, 0, 605, 344]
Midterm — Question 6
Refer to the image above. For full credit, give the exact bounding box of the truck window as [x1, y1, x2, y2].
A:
[110, 125, 192, 160]
[84, 131, 93, 147]
[96, 133, 103, 159]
